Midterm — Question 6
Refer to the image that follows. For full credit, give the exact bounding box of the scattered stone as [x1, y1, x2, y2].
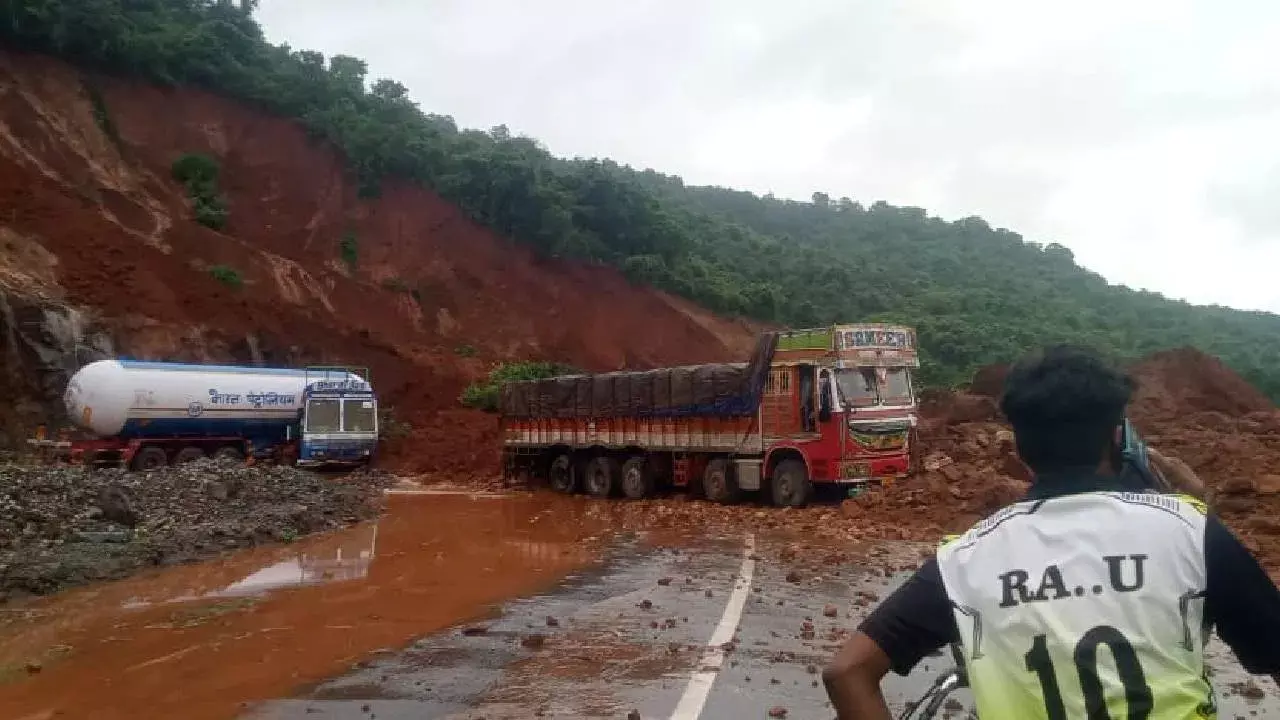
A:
[627, 711, 641, 720]
[657, 577, 673, 586]
[520, 634, 547, 649]
[785, 570, 802, 583]
[768, 707, 788, 718]
[639, 599, 654, 610]
[0, 459, 393, 599]
[822, 604, 839, 618]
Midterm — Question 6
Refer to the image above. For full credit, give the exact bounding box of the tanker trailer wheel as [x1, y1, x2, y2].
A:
[132, 446, 168, 471]
[620, 456, 655, 500]
[702, 458, 741, 505]
[771, 459, 813, 508]
[548, 453, 576, 494]
[584, 456, 620, 498]
[173, 447, 205, 464]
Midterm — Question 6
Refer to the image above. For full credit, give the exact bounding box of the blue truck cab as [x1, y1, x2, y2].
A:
[297, 366, 379, 468]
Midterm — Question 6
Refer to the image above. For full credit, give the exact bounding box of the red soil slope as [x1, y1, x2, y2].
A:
[0, 50, 760, 472]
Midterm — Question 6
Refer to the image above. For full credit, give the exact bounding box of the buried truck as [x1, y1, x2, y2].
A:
[34, 360, 379, 470]
[499, 323, 920, 507]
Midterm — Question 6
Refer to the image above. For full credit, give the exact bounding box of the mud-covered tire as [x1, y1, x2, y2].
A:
[132, 446, 168, 471]
[771, 459, 813, 508]
[173, 447, 205, 464]
[702, 458, 741, 504]
[548, 453, 575, 494]
[620, 456, 655, 500]
[584, 456, 620, 498]
[212, 446, 244, 462]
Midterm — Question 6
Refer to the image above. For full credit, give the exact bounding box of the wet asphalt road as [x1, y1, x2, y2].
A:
[243, 502, 1280, 719]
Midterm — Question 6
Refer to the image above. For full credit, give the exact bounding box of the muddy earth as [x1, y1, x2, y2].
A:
[0, 490, 1276, 720]
[0, 458, 392, 601]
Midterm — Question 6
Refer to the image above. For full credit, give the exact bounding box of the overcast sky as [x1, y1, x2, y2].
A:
[256, 0, 1280, 314]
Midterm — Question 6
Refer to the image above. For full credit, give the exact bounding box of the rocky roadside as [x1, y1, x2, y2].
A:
[0, 458, 394, 602]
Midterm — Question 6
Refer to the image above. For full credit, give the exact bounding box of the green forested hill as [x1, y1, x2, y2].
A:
[6, 0, 1279, 398]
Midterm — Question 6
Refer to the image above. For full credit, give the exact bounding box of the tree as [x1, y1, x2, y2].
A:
[9, 1, 1280, 399]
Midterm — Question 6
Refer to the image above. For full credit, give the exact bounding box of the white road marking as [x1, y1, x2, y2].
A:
[669, 534, 757, 720]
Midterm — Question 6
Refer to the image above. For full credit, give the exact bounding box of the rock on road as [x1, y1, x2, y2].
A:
[243, 510, 1279, 719]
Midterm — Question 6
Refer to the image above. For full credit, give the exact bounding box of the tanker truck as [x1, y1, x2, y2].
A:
[499, 323, 919, 507]
[49, 360, 379, 470]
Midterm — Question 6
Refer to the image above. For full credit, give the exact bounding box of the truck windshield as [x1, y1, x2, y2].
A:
[834, 367, 914, 407]
[880, 368, 913, 405]
[343, 397, 377, 432]
[834, 368, 879, 408]
[306, 398, 341, 433]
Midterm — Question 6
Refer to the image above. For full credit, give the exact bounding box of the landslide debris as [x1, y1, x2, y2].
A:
[843, 347, 1280, 572]
[0, 458, 392, 601]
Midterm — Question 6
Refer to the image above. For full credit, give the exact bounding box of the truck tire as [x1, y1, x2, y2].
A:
[620, 456, 655, 500]
[173, 447, 205, 464]
[584, 456, 619, 498]
[702, 458, 741, 504]
[548, 453, 575, 494]
[132, 446, 168, 471]
[771, 459, 813, 508]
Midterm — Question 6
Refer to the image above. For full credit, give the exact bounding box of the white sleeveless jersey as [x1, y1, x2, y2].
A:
[936, 491, 1215, 719]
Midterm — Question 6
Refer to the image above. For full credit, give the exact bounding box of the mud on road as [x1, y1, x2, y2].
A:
[1, 489, 1277, 720]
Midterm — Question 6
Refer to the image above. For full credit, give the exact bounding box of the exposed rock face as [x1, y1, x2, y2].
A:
[0, 287, 113, 447]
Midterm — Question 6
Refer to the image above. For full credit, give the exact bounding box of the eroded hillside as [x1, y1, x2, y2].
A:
[0, 49, 760, 472]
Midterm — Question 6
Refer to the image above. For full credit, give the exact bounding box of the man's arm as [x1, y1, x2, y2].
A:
[1205, 515, 1280, 685]
[824, 558, 958, 719]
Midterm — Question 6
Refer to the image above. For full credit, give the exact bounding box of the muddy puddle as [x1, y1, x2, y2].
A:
[0, 492, 616, 720]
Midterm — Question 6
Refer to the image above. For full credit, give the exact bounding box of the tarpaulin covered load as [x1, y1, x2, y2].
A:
[500, 332, 779, 419]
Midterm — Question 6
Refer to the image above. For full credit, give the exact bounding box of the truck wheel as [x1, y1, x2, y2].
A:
[702, 458, 741, 504]
[212, 446, 244, 462]
[584, 456, 619, 498]
[620, 456, 655, 500]
[771, 459, 813, 508]
[132, 446, 168, 471]
[173, 447, 205, 464]
[548, 453, 575, 494]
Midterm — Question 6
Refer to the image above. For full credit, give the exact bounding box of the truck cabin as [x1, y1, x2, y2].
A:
[298, 370, 378, 465]
[777, 324, 919, 433]
[795, 364, 915, 431]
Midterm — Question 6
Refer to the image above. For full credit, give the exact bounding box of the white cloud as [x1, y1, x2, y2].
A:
[256, 0, 1280, 312]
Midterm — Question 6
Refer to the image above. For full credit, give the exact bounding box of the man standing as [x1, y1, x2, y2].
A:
[823, 345, 1280, 719]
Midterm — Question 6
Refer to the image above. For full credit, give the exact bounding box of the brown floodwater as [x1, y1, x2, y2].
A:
[0, 491, 613, 720]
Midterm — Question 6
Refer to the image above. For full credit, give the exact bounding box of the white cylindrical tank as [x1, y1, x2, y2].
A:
[63, 360, 371, 438]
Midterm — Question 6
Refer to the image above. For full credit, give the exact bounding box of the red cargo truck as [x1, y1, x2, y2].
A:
[499, 323, 919, 507]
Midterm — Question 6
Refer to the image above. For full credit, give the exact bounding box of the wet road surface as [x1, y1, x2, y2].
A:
[242, 494, 1280, 719]
[2, 489, 1278, 719]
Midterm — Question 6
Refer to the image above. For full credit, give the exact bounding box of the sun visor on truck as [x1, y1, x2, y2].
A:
[499, 332, 779, 419]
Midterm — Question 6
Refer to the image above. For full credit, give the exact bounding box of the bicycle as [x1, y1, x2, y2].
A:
[899, 645, 969, 720]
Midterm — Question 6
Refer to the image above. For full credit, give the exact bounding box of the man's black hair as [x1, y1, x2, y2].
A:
[999, 344, 1136, 474]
